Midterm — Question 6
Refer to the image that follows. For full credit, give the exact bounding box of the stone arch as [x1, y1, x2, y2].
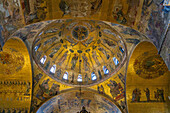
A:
[36, 87, 123, 113]
[126, 41, 169, 113]
[0, 37, 32, 112]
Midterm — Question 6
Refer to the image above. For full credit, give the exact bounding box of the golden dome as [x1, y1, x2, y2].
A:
[32, 19, 127, 86]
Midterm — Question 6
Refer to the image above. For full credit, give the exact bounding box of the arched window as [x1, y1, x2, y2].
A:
[34, 43, 41, 51]
[38, 31, 43, 36]
[91, 72, 97, 81]
[77, 74, 82, 82]
[50, 65, 56, 74]
[113, 57, 119, 65]
[103, 66, 109, 75]
[63, 71, 68, 80]
[119, 47, 124, 53]
[40, 55, 47, 64]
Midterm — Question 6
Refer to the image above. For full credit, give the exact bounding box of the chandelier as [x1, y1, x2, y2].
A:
[77, 106, 90, 113]
[77, 86, 90, 113]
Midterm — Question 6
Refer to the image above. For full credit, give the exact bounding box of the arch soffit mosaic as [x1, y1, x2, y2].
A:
[126, 41, 169, 113]
[36, 88, 123, 113]
[1, 37, 32, 77]
[0, 37, 32, 112]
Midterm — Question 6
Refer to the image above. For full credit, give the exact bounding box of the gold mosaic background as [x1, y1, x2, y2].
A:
[0, 38, 32, 113]
[126, 41, 169, 113]
[0, 0, 169, 113]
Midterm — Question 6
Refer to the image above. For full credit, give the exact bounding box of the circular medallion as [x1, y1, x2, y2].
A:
[134, 52, 168, 79]
[72, 26, 88, 41]
[0, 51, 25, 75]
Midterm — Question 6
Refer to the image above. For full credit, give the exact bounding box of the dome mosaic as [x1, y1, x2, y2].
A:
[32, 19, 127, 86]
[36, 89, 122, 113]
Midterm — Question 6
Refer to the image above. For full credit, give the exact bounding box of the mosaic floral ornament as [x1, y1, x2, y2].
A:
[134, 52, 168, 79]
[32, 19, 127, 86]
[72, 26, 89, 40]
[0, 51, 25, 75]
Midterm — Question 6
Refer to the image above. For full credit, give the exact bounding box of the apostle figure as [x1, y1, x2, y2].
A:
[144, 88, 150, 102]
[71, 54, 78, 70]
[132, 88, 141, 102]
[58, 51, 68, 66]
[92, 51, 100, 66]
[98, 47, 110, 60]
[71, 73, 74, 83]
[82, 53, 90, 71]
[157, 88, 165, 102]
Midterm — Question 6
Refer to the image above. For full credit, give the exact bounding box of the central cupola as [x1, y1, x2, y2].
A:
[32, 19, 127, 86]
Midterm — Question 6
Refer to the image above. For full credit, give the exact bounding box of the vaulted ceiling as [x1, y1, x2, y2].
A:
[0, 0, 169, 69]
[0, 0, 169, 113]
